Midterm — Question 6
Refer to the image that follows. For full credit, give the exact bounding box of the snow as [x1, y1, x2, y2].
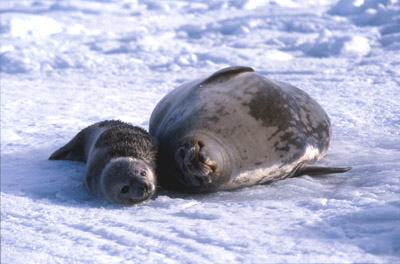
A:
[304, 29, 372, 57]
[1, 0, 400, 263]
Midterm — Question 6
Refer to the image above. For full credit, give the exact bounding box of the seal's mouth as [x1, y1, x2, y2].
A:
[122, 194, 153, 205]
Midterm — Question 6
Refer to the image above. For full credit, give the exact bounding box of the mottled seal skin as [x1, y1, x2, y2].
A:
[49, 120, 158, 204]
[149, 66, 351, 193]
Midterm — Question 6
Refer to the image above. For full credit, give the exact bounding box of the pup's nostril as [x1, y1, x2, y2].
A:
[141, 182, 153, 194]
[120, 185, 129, 195]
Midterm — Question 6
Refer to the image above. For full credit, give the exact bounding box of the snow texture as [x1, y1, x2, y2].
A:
[1, 0, 400, 263]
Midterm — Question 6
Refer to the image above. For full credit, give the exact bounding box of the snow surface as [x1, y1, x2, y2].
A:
[1, 0, 400, 263]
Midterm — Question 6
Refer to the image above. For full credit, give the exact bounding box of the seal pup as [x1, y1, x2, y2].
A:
[49, 120, 158, 204]
[149, 66, 351, 193]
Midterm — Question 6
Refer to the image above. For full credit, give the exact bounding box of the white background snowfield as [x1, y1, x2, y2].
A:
[1, 0, 399, 263]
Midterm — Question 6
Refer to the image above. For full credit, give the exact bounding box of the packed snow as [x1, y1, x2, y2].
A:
[1, 0, 400, 263]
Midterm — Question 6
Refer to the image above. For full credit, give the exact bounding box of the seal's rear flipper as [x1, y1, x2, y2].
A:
[49, 133, 85, 162]
[291, 164, 352, 178]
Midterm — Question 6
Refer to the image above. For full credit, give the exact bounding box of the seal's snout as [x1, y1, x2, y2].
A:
[139, 181, 154, 195]
[176, 139, 218, 187]
[119, 179, 155, 203]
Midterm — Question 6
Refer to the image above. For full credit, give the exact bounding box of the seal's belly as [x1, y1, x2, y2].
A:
[221, 144, 321, 190]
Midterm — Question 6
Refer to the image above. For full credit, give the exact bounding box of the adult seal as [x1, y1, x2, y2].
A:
[49, 120, 158, 204]
[149, 66, 351, 193]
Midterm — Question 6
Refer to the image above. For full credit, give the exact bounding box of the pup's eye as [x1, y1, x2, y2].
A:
[140, 171, 146, 176]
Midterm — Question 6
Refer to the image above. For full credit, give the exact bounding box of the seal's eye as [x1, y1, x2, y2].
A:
[140, 171, 146, 176]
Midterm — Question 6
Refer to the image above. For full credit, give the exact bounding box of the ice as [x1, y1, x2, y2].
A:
[1, 0, 400, 263]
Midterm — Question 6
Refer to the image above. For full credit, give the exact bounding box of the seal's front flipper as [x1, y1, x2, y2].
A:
[291, 164, 352, 178]
[49, 132, 86, 162]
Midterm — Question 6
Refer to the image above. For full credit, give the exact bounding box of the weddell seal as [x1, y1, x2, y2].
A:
[49, 120, 158, 204]
[149, 66, 351, 193]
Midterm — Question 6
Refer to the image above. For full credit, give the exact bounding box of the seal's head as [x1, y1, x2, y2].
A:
[100, 157, 156, 204]
[170, 132, 232, 193]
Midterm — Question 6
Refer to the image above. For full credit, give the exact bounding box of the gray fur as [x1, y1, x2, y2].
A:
[149, 66, 351, 193]
[49, 120, 158, 204]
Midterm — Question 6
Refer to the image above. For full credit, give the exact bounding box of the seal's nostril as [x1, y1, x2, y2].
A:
[198, 141, 205, 148]
[120, 185, 129, 195]
[179, 148, 185, 159]
[141, 182, 152, 194]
